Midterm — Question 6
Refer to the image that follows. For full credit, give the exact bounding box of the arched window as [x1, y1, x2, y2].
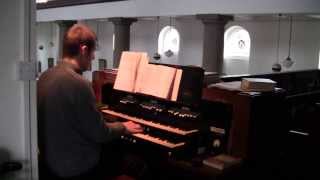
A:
[224, 26, 251, 60]
[158, 26, 180, 57]
[223, 26, 251, 75]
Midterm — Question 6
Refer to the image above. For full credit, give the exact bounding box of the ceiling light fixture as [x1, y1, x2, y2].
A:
[165, 16, 174, 58]
[49, 22, 54, 47]
[153, 16, 161, 61]
[283, 15, 294, 68]
[272, 14, 282, 72]
[96, 20, 100, 51]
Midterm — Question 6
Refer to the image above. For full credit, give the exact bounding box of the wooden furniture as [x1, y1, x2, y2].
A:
[220, 69, 320, 145]
[202, 85, 287, 162]
[93, 68, 320, 179]
[215, 69, 320, 179]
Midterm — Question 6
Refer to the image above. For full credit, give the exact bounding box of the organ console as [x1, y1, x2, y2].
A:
[92, 67, 317, 179]
[94, 65, 214, 159]
[92, 64, 289, 179]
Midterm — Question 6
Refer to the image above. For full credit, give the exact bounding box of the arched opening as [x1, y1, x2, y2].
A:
[158, 26, 180, 60]
[223, 26, 251, 75]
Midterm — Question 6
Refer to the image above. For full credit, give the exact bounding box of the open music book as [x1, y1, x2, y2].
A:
[114, 51, 183, 101]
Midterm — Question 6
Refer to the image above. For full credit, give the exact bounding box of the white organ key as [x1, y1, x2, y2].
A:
[101, 109, 198, 136]
[132, 133, 185, 149]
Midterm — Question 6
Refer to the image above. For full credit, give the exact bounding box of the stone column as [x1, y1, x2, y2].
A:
[109, 18, 137, 68]
[197, 14, 233, 73]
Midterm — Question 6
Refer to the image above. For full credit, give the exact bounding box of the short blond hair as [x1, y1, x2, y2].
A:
[62, 23, 97, 58]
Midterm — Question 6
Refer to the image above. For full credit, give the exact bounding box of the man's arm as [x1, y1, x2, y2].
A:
[72, 82, 142, 143]
[107, 121, 143, 134]
[72, 82, 125, 143]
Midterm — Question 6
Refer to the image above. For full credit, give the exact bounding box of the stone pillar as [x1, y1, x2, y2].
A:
[56, 20, 77, 61]
[197, 14, 233, 73]
[109, 18, 137, 68]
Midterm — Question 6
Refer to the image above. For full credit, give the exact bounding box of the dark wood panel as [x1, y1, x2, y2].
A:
[37, 0, 128, 9]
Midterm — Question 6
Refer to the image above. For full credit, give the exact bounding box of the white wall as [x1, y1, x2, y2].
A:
[96, 21, 114, 69]
[228, 19, 320, 74]
[37, 17, 205, 81]
[176, 17, 203, 66]
[0, 0, 36, 179]
[129, 17, 204, 66]
[291, 21, 320, 70]
[37, 17, 320, 79]
[37, 0, 320, 21]
[37, 23, 50, 71]
[130, 20, 158, 63]
[0, 0, 25, 162]
[36, 22, 59, 72]
[36, 0, 320, 78]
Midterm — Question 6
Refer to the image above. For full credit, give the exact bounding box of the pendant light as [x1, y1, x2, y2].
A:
[283, 15, 294, 68]
[48, 22, 55, 68]
[48, 22, 54, 63]
[49, 22, 54, 48]
[164, 16, 174, 58]
[96, 20, 108, 70]
[96, 20, 101, 51]
[153, 16, 161, 60]
[272, 14, 282, 72]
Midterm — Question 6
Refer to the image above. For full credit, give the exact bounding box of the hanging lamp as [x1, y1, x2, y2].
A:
[283, 15, 294, 68]
[96, 20, 100, 51]
[164, 16, 174, 58]
[49, 22, 54, 47]
[153, 16, 161, 60]
[272, 14, 282, 72]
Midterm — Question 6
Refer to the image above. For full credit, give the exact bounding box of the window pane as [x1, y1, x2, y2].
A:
[224, 26, 251, 60]
[158, 26, 180, 56]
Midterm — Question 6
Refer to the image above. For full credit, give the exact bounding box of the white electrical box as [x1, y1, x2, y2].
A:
[17, 61, 37, 81]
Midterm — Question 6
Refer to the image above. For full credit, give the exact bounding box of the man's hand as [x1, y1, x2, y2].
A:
[122, 121, 143, 134]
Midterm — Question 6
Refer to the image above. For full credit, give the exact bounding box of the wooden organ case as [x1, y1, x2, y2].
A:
[93, 66, 214, 160]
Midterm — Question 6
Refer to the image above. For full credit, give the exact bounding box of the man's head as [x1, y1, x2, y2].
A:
[62, 23, 97, 72]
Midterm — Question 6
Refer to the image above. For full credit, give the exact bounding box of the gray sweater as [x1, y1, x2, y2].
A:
[37, 61, 125, 177]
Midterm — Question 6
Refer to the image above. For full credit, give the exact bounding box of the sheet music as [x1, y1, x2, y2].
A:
[135, 64, 177, 99]
[114, 51, 183, 100]
[171, 69, 183, 101]
[113, 51, 144, 92]
[133, 53, 150, 93]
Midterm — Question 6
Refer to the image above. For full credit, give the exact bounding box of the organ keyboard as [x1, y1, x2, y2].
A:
[130, 133, 185, 149]
[100, 92, 203, 155]
[101, 109, 199, 136]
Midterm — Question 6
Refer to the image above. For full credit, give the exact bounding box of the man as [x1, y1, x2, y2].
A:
[37, 23, 143, 179]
